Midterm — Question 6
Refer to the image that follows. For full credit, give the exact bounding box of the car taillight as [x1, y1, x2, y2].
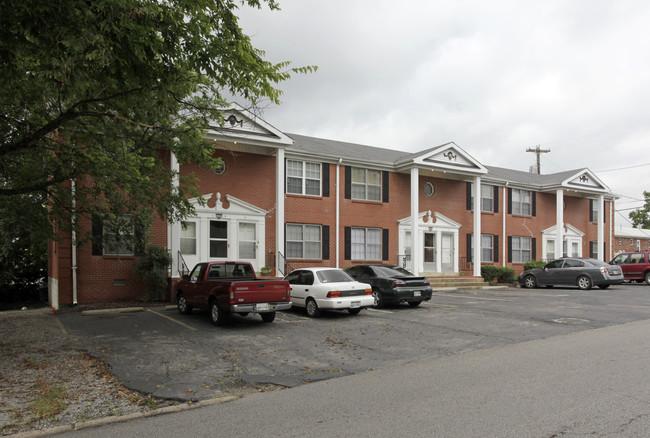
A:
[327, 291, 342, 298]
[364, 289, 372, 295]
[423, 278, 430, 286]
[600, 267, 607, 275]
[392, 279, 407, 287]
[286, 284, 291, 298]
[229, 285, 235, 303]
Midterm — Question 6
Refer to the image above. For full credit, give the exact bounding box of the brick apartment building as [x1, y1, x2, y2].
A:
[48, 104, 616, 307]
[613, 226, 650, 254]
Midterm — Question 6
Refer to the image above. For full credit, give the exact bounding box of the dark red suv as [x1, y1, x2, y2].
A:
[609, 251, 650, 284]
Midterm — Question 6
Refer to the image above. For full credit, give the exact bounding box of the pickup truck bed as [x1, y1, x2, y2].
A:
[176, 262, 291, 325]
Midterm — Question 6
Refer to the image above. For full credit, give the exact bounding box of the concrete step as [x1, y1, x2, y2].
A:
[426, 276, 489, 289]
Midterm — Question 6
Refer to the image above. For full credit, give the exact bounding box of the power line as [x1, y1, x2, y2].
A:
[594, 163, 650, 173]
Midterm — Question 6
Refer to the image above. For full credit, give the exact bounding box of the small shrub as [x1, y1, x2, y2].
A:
[523, 260, 547, 271]
[135, 245, 172, 301]
[481, 265, 516, 284]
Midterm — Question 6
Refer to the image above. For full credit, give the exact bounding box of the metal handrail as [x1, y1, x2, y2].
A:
[177, 251, 190, 277]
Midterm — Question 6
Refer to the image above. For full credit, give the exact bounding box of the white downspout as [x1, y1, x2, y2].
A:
[597, 194, 605, 261]
[276, 148, 285, 276]
[336, 158, 342, 268]
[71, 179, 78, 305]
[472, 176, 481, 277]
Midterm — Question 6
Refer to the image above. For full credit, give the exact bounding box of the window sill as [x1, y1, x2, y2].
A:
[102, 255, 135, 260]
[350, 199, 383, 205]
[286, 194, 323, 200]
[510, 214, 533, 218]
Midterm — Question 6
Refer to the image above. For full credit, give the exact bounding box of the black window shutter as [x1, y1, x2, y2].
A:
[322, 225, 330, 260]
[466, 182, 472, 210]
[134, 220, 145, 256]
[494, 235, 499, 263]
[589, 199, 594, 222]
[531, 192, 537, 217]
[493, 186, 499, 213]
[532, 238, 537, 260]
[467, 233, 473, 263]
[382, 228, 389, 261]
[344, 166, 351, 199]
[507, 188, 512, 214]
[284, 159, 287, 194]
[382, 171, 389, 203]
[344, 227, 351, 260]
[507, 236, 512, 263]
[91, 215, 103, 256]
[604, 202, 607, 223]
[322, 163, 330, 198]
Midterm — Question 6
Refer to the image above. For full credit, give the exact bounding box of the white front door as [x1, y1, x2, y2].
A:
[441, 232, 454, 272]
[238, 222, 257, 260]
[423, 232, 437, 272]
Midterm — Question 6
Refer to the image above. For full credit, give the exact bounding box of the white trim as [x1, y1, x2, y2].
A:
[473, 176, 481, 277]
[276, 149, 285, 276]
[411, 168, 420, 275]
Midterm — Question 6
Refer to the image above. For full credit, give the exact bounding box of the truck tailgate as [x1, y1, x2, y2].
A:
[231, 281, 289, 303]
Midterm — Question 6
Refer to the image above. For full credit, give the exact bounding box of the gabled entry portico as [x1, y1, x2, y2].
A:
[397, 142, 487, 276]
[398, 211, 460, 275]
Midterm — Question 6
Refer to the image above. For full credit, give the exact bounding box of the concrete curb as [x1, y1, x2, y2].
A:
[81, 307, 144, 316]
[12, 396, 238, 437]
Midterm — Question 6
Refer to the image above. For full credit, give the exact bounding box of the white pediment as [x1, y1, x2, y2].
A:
[398, 211, 461, 230]
[542, 223, 585, 237]
[203, 103, 293, 148]
[412, 143, 487, 174]
[189, 193, 267, 217]
[563, 169, 609, 192]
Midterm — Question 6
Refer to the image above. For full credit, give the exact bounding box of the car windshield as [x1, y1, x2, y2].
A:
[373, 266, 413, 277]
[317, 269, 354, 283]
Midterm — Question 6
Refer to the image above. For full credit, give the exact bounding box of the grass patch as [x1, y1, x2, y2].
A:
[30, 384, 68, 421]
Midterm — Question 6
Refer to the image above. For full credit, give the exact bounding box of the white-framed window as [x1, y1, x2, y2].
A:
[286, 160, 321, 196]
[512, 189, 532, 216]
[511, 236, 531, 263]
[286, 224, 322, 259]
[481, 234, 494, 262]
[470, 185, 495, 212]
[209, 220, 228, 258]
[590, 199, 600, 223]
[180, 222, 197, 255]
[104, 215, 135, 256]
[351, 168, 381, 201]
[351, 227, 382, 260]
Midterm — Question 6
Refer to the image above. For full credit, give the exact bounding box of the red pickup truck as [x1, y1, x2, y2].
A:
[175, 261, 291, 325]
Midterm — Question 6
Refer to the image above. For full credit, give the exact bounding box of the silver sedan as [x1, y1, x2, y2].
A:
[519, 258, 624, 290]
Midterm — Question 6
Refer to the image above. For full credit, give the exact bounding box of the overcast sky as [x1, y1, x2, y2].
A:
[237, 0, 650, 227]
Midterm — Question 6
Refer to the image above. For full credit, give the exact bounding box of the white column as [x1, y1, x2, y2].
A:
[502, 186, 507, 267]
[411, 168, 420, 275]
[336, 160, 341, 268]
[556, 189, 564, 260]
[597, 194, 605, 261]
[276, 148, 285, 276]
[473, 176, 481, 277]
[169, 152, 182, 277]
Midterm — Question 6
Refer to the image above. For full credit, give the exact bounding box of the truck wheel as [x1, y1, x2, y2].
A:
[260, 312, 276, 323]
[645, 272, 650, 285]
[210, 301, 226, 326]
[177, 294, 192, 315]
[305, 298, 321, 318]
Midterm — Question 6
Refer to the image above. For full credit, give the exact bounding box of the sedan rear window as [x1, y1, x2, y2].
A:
[317, 269, 354, 283]
[373, 266, 413, 277]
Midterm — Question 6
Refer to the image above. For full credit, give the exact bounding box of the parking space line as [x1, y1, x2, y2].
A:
[146, 309, 197, 331]
[366, 308, 394, 314]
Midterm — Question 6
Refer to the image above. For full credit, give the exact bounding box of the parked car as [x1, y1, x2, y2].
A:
[284, 268, 373, 317]
[518, 257, 624, 290]
[609, 251, 650, 284]
[346, 264, 433, 308]
[176, 261, 291, 325]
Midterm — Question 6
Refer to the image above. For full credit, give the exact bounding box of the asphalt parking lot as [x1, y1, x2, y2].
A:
[58, 282, 650, 402]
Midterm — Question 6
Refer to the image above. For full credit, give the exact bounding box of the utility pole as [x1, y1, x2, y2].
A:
[526, 145, 550, 174]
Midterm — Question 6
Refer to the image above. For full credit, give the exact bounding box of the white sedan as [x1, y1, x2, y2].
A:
[284, 268, 374, 317]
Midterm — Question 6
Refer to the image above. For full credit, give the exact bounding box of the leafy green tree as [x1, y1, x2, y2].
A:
[0, 0, 314, 250]
[629, 191, 650, 229]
